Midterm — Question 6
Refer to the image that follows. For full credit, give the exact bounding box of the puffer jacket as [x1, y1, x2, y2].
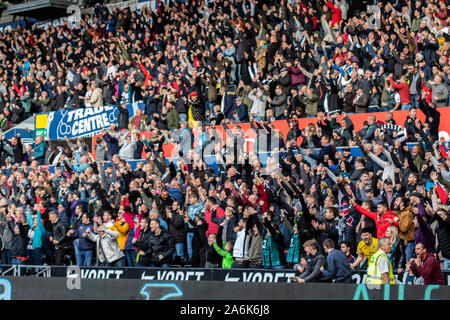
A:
[145, 228, 175, 266]
[87, 228, 124, 264]
[113, 219, 130, 250]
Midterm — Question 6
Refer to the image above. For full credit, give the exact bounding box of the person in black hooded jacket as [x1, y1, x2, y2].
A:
[166, 202, 186, 264]
[117, 103, 129, 130]
[10, 220, 29, 266]
[186, 213, 208, 267]
[430, 208, 450, 270]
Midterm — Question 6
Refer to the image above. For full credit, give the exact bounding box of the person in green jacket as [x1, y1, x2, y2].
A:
[281, 210, 302, 267]
[212, 238, 234, 269]
[212, 224, 234, 268]
[167, 103, 180, 130]
[255, 213, 285, 269]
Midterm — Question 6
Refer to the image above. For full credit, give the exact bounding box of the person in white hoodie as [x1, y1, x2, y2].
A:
[86, 225, 124, 267]
[118, 132, 136, 161]
[248, 84, 267, 121]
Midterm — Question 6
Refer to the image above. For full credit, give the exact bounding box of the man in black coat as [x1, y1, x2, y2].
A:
[117, 104, 129, 130]
[430, 208, 450, 270]
[166, 200, 186, 264]
[134, 217, 153, 267]
[49, 210, 70, 265]
[5, 133, 24, 163]
[418, 93, 440, 142]
[146, 219, 175, 267]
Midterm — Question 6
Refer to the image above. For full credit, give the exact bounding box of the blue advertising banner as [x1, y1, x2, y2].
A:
[35, 103, 145, 141]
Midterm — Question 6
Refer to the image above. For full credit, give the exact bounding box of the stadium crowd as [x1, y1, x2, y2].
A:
[0, 0, 449, 284]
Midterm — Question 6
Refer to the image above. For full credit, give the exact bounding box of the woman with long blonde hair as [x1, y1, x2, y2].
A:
[385, 225, 406, 273]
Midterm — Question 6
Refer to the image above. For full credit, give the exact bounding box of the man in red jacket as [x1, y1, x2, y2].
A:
[389, 74, 411, 110]
[409, 243, 445, 285]
[349, 198, 399, 238]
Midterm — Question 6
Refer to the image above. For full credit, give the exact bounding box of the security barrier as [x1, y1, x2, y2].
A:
[0, 276, 449, 300]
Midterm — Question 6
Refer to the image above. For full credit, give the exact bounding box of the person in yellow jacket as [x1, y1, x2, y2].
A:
[114, 210, 130, 251]
[366, 237, 396, 285]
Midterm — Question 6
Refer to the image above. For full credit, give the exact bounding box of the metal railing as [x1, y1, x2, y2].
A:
[1, 264, 51, 277]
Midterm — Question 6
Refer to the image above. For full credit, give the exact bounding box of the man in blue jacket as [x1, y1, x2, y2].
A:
[32, 136, 46, 165]
[67, 213, 96, 266]
[101, 127, 120, 160]
[320, 238, 353, 283]
[236, 96, 249, 123]
[307, 135, 336, 165]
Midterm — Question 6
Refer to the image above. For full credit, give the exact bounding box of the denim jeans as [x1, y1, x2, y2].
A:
[253, 116, 265, 122]
[149, 263, 170, 268]
[42, 231, 55, 264]
[11, 258, 24, 266]
[28, 248, 44, 266]
[11, 258, 25, 275]
[264, 265, 285, 270]
[2, 249, 11, 265]
[205, 101, 215, 117]
[443, 258, 450, 271]
[173, 243, 184, 259]
[106, 257, 124, 267]
[405, 242, 415, 262]
[379, 106, 391, 112]
[76, 250, 94, 267]
[124, 250, 137, 267]
[187, 232, 194, 259]
[401, 103, 411, 111]
[74, 239, 80, 265]
[367, 106, 380, 113]
[410, 94, 418, 109]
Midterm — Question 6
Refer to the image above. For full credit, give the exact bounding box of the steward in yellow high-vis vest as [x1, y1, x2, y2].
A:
[366, 238, 396, 285]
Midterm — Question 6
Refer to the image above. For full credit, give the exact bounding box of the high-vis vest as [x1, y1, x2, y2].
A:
[366, 250, 396, 285]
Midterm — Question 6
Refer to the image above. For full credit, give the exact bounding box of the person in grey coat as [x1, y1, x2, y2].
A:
[118, 132, 136, 161]
[267, 85, 287, 120]
[422, 74, 448, 107]
[0, 208, 13, 264]
[293, 239, 326, 283]
[95, 137, 106, 162]
[86, 225, 124, 267]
